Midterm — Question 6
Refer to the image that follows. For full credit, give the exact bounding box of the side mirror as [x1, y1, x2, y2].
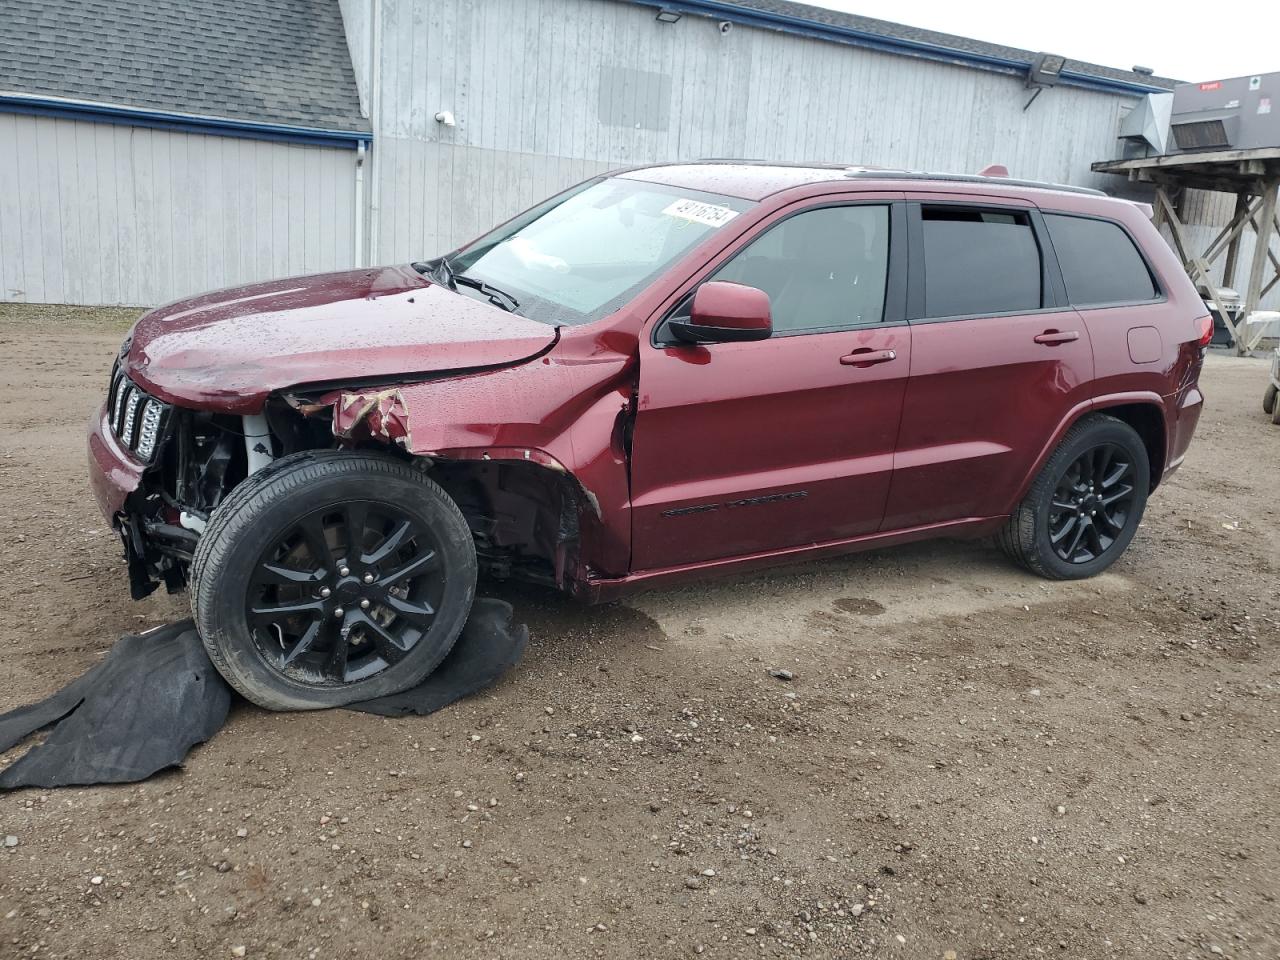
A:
[668, 281, 772, 344]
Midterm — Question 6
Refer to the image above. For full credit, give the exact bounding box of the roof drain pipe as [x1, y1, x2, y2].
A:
[242, 414, 274, 475]
[353, 140, 366, 267]
[366, 0, 383, 266]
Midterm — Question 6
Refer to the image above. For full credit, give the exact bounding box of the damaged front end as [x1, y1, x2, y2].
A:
[104, 361, 332, 599]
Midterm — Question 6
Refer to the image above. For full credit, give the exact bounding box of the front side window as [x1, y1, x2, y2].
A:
[1045, 213, 1157, 306]
[712, 205, 890, 333]
[448, 177, 753, 325]
[921, 206, 1042, 318]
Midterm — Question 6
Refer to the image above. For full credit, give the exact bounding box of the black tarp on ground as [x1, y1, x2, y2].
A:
[346, 598, 528, 717]
[0, 599, 527, 790]
[0, 621, 229, 790]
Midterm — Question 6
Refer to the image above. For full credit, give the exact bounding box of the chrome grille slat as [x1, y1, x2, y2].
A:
[105, 366, 171, 463]
[122, 389, 144, 446]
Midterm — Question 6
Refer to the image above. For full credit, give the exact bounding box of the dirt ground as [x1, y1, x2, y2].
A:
[0, 302, 1277, 960]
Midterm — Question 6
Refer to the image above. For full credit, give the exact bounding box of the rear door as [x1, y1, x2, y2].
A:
[630, 195, 910, 569]
[881, 195, 1094, 530]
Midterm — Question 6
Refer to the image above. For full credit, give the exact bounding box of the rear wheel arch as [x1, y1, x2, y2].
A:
[1090, 400, 1167, 491]
[1015, 397, 1167, 509]
[999, 413, 1150, 579]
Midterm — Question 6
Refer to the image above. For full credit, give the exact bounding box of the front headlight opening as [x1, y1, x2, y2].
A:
[135, 400, 164, 460]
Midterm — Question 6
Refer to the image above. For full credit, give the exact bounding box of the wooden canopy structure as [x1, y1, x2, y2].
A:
[1093, 147, 1280, 355]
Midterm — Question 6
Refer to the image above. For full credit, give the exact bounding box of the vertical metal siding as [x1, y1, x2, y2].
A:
[368, 0, 1144, 265]
[0, 113, 359, 306]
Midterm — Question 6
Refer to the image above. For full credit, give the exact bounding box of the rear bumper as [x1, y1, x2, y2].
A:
[1165, 384, 1204, 477]
[88, 403, 145, 521]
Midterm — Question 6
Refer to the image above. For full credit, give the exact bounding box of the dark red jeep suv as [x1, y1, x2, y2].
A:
[88, 162, 1209, 709]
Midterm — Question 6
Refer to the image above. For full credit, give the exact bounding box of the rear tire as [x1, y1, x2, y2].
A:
[190, 450, 477, 710]
[998, 415, 1149, 580]
[1264, 383, 1277, 416]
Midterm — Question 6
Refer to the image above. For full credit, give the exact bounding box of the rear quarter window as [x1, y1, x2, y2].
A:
[1044, 213, 1158, 306]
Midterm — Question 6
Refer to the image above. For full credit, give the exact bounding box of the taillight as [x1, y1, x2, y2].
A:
[1198, 315, 1214, 347]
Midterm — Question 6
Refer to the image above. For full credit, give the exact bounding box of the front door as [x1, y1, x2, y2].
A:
[630, 198, 911, 570]
[881, 197, 1094, 530]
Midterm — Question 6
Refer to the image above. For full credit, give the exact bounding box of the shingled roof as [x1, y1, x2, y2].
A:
[0, 0, 368, 133]
[633, 0, 1177, 92]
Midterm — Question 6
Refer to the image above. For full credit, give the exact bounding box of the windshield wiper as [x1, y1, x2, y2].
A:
[417, 255, 520, 313]
[451, 272, 520, 313]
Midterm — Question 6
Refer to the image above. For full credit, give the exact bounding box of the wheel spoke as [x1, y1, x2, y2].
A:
[1063, 518, 1088, 560]
[257, 562, 322, 586]
[1085, 521, 1104, 557]
[1050, 497, 1077, 513]
[379, 549, 438, 586]
[249, 598, 324, 624]
[357, 611, 409, 664]
[1101, 460, 1130, 489]
[299, 515, 333, 573]
[1093, 446, 1112, 487]
[380, 594, 436, 625]
[1050, 515, 1077, 544]
[1101, 483, 1133, 506]
[1098, 508, 1125, 535]
[363, 519, 413, 566]
[281, 619, 325, 667]
[323, 624, 351, 681]
[343, 502, 369, 562]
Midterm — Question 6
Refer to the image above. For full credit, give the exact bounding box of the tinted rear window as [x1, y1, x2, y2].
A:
[921, 207, 1042, 318]
[1045, 214, 1157, 306]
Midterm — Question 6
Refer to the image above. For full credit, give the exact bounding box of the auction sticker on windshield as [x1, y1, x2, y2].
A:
[663, 198, 739, 229]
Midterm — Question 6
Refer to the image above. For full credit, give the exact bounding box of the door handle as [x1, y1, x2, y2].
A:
[840, 348, 897, 366]
[1033, 329, 1080, 345]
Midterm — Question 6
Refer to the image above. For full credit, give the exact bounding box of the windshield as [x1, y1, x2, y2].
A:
[445, 177, 754, 325]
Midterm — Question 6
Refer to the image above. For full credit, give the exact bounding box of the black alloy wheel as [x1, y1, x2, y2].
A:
[998, 414, 1150, 580]
[1047, 444, 1136, 565]
[247, 501, 444, 685]
[191, 451, 477, 711]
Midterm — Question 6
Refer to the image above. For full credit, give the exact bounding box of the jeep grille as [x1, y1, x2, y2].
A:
[107, 360, 171, 463]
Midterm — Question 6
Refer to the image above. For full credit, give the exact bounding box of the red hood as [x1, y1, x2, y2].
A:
[122, 265, 558, 413]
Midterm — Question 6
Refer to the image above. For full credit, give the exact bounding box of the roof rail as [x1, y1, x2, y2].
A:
[841, 168, 1107, 196]
[689, 159, 1108, 196]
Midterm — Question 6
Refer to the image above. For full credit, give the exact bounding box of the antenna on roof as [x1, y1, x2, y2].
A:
[978, 164, 1010, 177]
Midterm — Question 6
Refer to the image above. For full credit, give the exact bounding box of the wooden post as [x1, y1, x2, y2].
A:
[1152, 186, 1169, 235]
[1222, 191, 1251, 289]
[1157, 189, 1241, 346]
[1241, 178, 1279, 355]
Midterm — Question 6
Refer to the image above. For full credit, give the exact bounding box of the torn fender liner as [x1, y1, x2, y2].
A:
[345, 598, 529, 717]
[0, 621, 230, 790]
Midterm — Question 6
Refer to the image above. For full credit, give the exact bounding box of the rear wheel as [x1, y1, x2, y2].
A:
[998, 415, 1150, 580]
[190, 451, 476, 710]
[1264, 383, 1277, 416]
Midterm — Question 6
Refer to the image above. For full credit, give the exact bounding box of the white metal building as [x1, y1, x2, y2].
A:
[2, 0, 1186, 307]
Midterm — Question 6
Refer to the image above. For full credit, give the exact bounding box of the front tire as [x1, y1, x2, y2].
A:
[190, 451, 477, 710]
[998, 415, 1150, 580]
[1264, 382, 1277, 416]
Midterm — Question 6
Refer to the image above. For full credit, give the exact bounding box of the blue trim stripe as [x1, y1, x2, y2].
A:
[634, 0, 1171, 97]
[0, 94, 373, 148]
